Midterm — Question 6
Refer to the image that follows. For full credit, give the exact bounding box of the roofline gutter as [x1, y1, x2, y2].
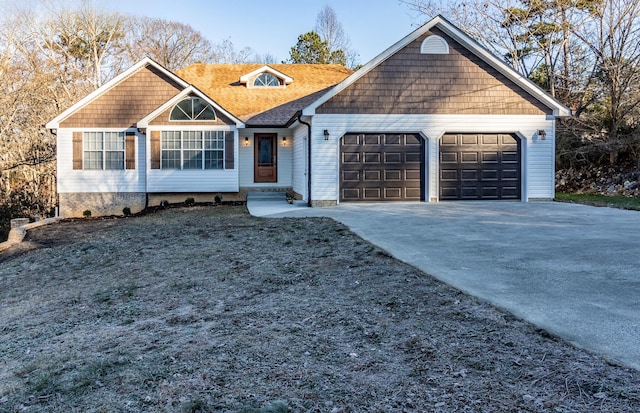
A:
[295, 111, 313, 207]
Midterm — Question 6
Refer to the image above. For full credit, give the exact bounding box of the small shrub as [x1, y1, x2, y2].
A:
[185, 197, 195, 206]
[122, 207, 131, 216]
[285, 189, 295, 204]
[214, 193, 223, 204]
[82, 209, 92, 218]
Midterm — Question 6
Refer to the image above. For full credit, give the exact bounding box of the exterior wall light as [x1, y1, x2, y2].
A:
[538, 129, 546, 140]
[244, 137, 250, 146]
[323, 129, 330, 140]
[282, 136, 287, 145]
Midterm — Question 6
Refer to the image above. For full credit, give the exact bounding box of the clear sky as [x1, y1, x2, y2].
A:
[101, 0, 424, 64]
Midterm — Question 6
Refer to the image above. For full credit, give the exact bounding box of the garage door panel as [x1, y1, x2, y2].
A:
[342, 188, 360, 199]
[481, 187, 499, 198]
[343, 134, 360, 145]
[462, 135, 479, 145]
[384, 188, 403, 199]
[364, 188, 382, 199]
[384, 134, 402, 145]
[462, 152, 479, 163]
[405, 135, 421, 146]
[481, 169, 498, 180]
[462, 170, 479, 180]
[405, 152, 422, 163]
[385, 170, 402, 181]
[342, 152, 360, 163]
[384, 152, 402, 163]
[502, 168, 519, 179]
[405, 187, 422, 198]
[461, 187, 480, 198]
[441, 169, 457, 181]
[440, 133, 520, 200]
[482, 134, 499, 145]
[441, 134, 457, 145]
[406, 169, 422, 180]
[501, 186, 519, 197]
[364, 153, 381, 163]
[364, 135, 381, 145]
[343, 170, 360, 181]
[340, 133, 424, 202]
[481, 152, 499, 163]
[364, 170, 381, 181]
[441, 152, 457, 163]
[502, 151, 519, 163]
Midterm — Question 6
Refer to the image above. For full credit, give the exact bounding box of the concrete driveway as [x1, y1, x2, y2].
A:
[248, 194, 640, 370]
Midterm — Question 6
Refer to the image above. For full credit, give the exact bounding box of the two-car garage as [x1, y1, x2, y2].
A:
[339, 132, 522, 202]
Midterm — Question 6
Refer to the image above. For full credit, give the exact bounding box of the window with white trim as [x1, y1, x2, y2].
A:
[170, 97, 216, 121]
[83, 132, 125, 170]
[253, 73, 281, 87]
[161, 131, 225, 170]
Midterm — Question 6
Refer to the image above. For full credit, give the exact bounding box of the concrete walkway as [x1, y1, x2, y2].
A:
[248, 193, 640, 371]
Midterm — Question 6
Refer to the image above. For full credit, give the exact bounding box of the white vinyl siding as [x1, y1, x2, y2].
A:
[148, 128, 238, 193]
[292, 124, 308, 199]
[238, 128, 293, 189]
[57, 129, 145, 193]
[310, 114, 555, 203]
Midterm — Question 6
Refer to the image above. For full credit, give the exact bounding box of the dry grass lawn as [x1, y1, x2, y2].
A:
[1, 206, 639, 412]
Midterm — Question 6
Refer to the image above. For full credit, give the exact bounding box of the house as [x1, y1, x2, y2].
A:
[46, 15, 570, 218]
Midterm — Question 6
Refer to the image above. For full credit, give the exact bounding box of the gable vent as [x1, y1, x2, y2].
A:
[420, 35, 449, 54]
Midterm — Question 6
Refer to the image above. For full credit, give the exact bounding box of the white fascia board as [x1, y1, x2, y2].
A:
[137, 85, 245, 129]
[239, 65, 293, 84]
[46, 57, 190, 129]
[303, 15, 571, 117]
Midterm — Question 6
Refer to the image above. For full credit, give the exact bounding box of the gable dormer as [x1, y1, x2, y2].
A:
[239, 65, 293, 89]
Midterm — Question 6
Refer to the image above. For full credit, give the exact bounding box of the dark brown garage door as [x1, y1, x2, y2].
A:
[340, 133, 423, 202]
[439, 133, 521, 200]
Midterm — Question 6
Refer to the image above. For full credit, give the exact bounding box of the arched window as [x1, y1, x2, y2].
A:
[253, 73, 281, 87]
[420, 35, 449, 54]
[170, 97, 216, 121]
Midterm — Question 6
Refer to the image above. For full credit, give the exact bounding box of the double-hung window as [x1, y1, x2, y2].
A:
[161, 131, 225, 170]
[83, 132, 125, 170]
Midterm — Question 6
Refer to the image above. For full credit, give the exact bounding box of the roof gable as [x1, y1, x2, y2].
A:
[304, 15, 571, 117]
[315, 27, 551, 116]
[46, 57, 189, 129]
[138, 86, 244, 128]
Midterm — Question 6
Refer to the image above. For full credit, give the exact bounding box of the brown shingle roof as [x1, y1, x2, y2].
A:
[175, 64, 352, 126]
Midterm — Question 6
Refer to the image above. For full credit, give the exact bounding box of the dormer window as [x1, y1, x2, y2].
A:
[170, 97, 216, 121]
[240, 65, 293, 89]
[254, 73, 281, 87]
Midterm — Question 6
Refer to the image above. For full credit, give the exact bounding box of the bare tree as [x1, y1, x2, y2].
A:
[569, 0, 640, 164]
[123, 17, 216, 70]
[13, 0, 124, 89]
[314, 5, 359, 68]
[251, 52, 279, 64]
[211, 38, 254, 64]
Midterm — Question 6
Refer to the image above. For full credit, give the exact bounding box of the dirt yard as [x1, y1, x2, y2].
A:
[1, 206, 639, 412]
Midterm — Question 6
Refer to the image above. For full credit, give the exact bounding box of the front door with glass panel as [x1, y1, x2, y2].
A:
[254, 134, 277, 182]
